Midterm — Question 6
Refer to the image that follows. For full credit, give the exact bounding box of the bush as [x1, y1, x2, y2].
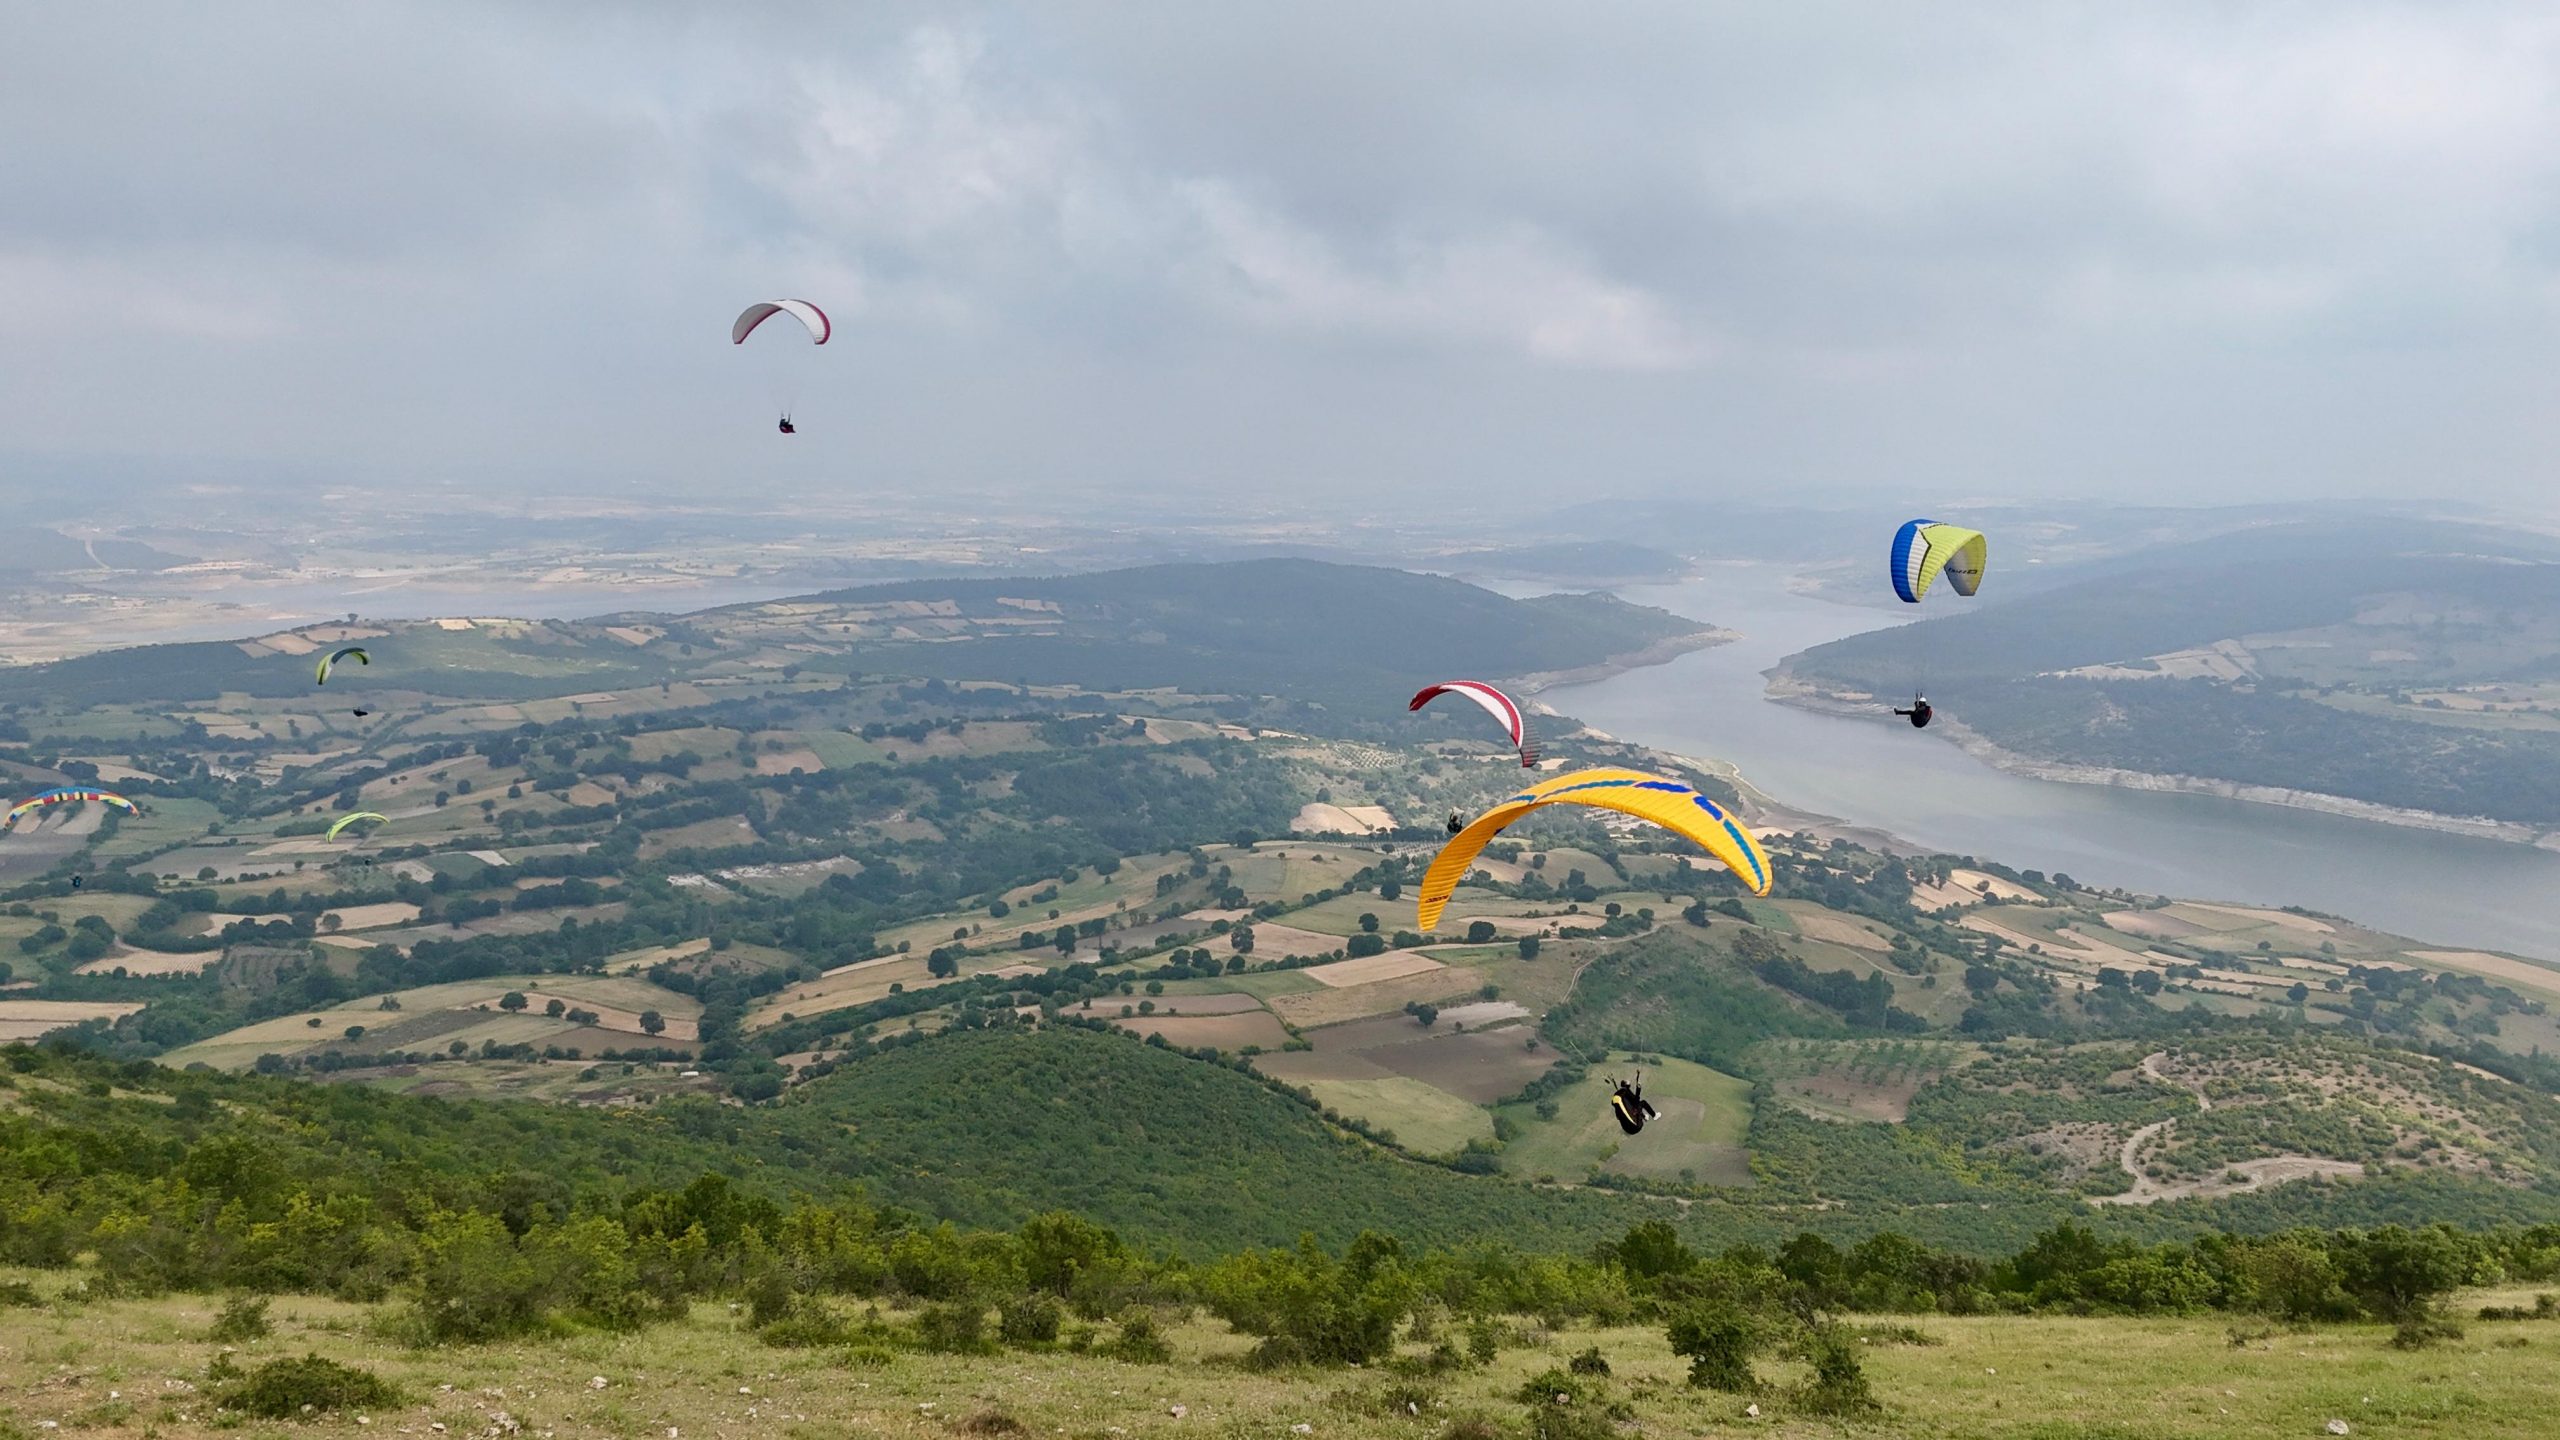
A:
[218, 1354, 402, 1418]
[1097, 1308, 1174, 1364]
[915, 1301, 996, 1355]
[1244, 1335, 1312, 1371]
[999, 1293, 1064, 1347]
[1329, 1381, 1439, 1418]
[955, 1412, 1028, 1435]
[1566, 1345, 1610, 1376]
[2391, 1315, 2465, 1350]
[1665, 1298, 1761, 1393]
[1792, 1323, 1877, 1415]
[1516, 1369, 1623, 1440]
[758, 1300, 851, 1349]
[1464, 1314, 1500, 1367]
[0, 1280, 42, 1309]
[209, 1293, 273, 1342]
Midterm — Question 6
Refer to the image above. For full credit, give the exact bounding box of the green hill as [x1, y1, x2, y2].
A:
[1785, 520, 2560, 823]
[766, 559, 1708, 720]
[776, 1025, 1651, 1252]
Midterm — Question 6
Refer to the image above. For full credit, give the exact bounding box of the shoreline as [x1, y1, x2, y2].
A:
[1765, 671, 2560, 850]
[1510, 627, 1736, 696]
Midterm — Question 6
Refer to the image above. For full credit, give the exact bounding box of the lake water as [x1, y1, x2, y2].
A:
[1539, 568, 2560, 961]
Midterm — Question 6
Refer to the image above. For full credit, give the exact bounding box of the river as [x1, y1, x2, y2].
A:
[1537, 567, 2560, 961]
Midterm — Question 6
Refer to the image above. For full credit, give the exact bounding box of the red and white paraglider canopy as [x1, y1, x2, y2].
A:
[732, 299, 831, 345]
[1410, 680, 1539, 767]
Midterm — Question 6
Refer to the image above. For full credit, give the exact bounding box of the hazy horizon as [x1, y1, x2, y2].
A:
[9, 2, 2560, 519]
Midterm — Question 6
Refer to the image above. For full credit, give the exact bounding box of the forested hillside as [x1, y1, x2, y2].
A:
[1785, 520, 2560, 824]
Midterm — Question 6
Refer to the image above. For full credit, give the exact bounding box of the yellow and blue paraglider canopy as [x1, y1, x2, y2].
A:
[5, 787, 140, 830]
[315, 646, 370, 685]
[1889, 520, 1987, 604]
[326, 811, 389, 842]
[1417, 766, 1770, 931]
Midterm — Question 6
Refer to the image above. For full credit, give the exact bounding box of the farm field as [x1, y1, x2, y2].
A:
[1496, 1053, 1755, 1186]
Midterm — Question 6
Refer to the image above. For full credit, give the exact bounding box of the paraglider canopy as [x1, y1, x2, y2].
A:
[1410, 681, 1539, 767]
[315, 646, 369, 685]
[1889, 521, 1987, 604]
[326, 812, 389, 842]
[5, 787, 140, 829]
[732, 300, 830, 345]
[1417, 767, 1770, 931]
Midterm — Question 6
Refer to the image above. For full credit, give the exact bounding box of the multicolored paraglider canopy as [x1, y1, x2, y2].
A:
[315, 646, 370, 685]
[732, 300, 830, 345]
[5, 787, 140, 829]
[326, 812, 389, 842]
[1410, 680, 1539, 767]
[1889, 521, 1987, 604]
[1418, 767, 1769, 931]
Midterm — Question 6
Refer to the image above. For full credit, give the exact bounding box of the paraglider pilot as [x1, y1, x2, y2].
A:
[778, 415, 796, 435]
[1892, 696, 1933, 729]
[1609, 1074, 1659, 1136]
[1446, 810, 1464, 835]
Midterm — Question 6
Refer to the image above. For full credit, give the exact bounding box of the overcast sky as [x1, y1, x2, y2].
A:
[7, 1, 2559, 515]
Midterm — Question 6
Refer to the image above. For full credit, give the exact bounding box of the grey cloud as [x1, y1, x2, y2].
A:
[5, 1, 2559, 511]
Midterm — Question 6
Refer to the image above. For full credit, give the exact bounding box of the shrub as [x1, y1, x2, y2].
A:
[2391, 1315, 2465, 1350]
[209, 1294, 273, 1342]
[1244, 1335, 1312, 1371]
[0, 1280, 42, 1309]
[1097, 1307, 1173, 1364]
[915, 1301, 995, 1355]
[1439, 1420, 1503, 1440]
[1516, 1368, 1623, 1440]
[1566, 1345, 1610, 1376]
[1464, 1315, 1500, 1367]
[1792, 1323, 1877, 1415]
[218, 1354, 402, 1418]
[955, 1412, 1028, 1435]
[1665, 1298, 1761, 1393]
[999, 1294, 1064, 1347]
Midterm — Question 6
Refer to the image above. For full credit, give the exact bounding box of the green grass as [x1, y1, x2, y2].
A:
[1497, 1052, 1756, 1186]
[14, 1275, 2555, 1439]
[800, 728, 887, 767]
[1301, 1074, 1495, 1155]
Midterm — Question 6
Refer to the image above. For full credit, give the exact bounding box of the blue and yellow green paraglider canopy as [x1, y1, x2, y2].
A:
[1889, 520, 1987, 604]
[1418, 766, 1770, 931]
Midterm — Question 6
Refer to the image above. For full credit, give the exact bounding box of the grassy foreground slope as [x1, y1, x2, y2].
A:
[10, 1279, 2560, 1440]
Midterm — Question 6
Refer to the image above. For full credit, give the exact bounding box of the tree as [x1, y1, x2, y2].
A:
[1358, 913, 1380, 933]
[1380, 879, 1402, 902]
[1411, 1003, 1438, 1028]
[1054, 925, 1078, 955]
[499, 991, 528, 1013]
[544, 998, 566, 1018]
[1346, 932, 1387, 958]
[1517, 935, 1541, 961]
[927, 948, 959, 979]
[1665, 1297, 1761, 1393]
[1230, 926, 1255, 955]
[639, 1010, 666, 1036]
[2336, 1226, 2470, 1324]
[1465, 920, 1497, 944]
